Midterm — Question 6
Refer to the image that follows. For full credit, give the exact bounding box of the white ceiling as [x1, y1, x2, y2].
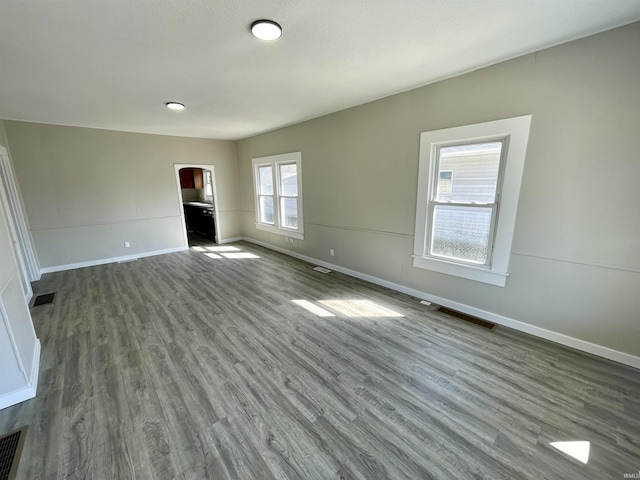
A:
[1, 1, 639, 141]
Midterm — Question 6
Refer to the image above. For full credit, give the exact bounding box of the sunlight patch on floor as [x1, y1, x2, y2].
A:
[192, 244, 260, 260]
[220, 252, 260, 259]
[206, 246, 240, 252]
[291, 299, 336, 317]
[549, 441, 590, 464]
[319, 299, 403, 317]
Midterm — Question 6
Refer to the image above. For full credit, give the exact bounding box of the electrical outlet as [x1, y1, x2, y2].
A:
[330, 248, 335, 256]
[124, 241, 130, 248]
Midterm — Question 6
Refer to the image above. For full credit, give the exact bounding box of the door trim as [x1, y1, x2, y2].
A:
[0, 146, 40, 285]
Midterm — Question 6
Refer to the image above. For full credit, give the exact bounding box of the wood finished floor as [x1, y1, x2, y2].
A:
[1, 241, 639, 479]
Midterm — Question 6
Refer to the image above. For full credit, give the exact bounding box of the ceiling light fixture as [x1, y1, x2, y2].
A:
[251, 20, 282, 41]
[166, 102, 185, 110]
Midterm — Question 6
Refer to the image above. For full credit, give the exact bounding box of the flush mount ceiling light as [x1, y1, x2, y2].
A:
[166, 102, 185, 110]
[251, 20, 282, 41]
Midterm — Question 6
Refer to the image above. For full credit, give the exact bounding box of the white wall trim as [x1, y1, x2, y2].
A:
[413, 115, 532, 287]
[0, 145, 41, 281]
[0, 339, 40, 410]
[0, 281, 29, 381]
[218, 236, 244, 244]
[243, 236, 640, 370]
[0, 152, 34, 300]
[40, 246, 188, 274]
[29, 338, 40, 386]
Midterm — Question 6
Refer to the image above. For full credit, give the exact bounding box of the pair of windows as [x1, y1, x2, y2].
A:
[252, 152, 304, 239]
[250, 116, 530, 287]
[413, 115, 532, 286]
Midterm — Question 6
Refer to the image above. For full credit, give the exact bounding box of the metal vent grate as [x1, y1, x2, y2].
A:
[0, 426, 28, 480]
[438, 307, 496, 330]
[33, 293, 55, 307]
[313, 266, 332, 274]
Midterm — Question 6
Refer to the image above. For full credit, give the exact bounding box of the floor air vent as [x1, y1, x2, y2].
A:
[313, 266, 332, 274]
[438, 307, 496, 330]
[33, 293, 55, 307]
[0, 426, 28, 480]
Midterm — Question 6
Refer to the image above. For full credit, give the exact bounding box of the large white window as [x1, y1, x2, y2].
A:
[252, 152, 304, 239]
[413, 116, 532, 286]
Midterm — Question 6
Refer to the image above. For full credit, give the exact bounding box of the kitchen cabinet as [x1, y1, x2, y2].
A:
[184, 203, 216, 240]
[179, 168, 204, 189]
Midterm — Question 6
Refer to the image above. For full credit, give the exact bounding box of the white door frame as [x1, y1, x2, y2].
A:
[173, 164, 221, 246]
[0, 146, 40, 283]
[0, 147, 39, 303]
[0, 297, 28, 382]
[0, 192, 31, 302]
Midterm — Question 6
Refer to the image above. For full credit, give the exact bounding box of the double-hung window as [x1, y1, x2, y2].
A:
[413, 116, 532, 286]
[252, 152, 304, 239]
[428, 141, 504, 265]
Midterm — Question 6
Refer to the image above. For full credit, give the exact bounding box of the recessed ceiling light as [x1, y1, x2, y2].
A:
[166, 102, 185, 110]
[251, 20, 282, 41]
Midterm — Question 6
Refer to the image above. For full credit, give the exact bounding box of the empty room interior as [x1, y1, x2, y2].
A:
[0, 1, 639, 479]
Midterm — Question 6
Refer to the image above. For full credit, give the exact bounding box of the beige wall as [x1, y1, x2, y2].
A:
[236, 23, 640, 357]
[3, 122, 241, 268]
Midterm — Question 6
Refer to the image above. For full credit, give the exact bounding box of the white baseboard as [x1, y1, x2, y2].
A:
[0, 339, 40, 410]
[244, 237, 640, 370]
[40, 246, 189, 274]
[218, 236, 244, 244]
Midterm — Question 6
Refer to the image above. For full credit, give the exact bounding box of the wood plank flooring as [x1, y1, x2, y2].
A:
[0, 241, 639, 479]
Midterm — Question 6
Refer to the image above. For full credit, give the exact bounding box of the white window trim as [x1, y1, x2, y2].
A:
[252, 152, 304, 240]
[413, 115, 532, 287]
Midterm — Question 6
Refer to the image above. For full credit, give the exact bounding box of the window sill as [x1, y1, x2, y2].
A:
[256, 223, 304, 240]
[412, 255, 508, 287]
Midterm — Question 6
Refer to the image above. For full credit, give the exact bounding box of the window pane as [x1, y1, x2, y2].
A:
[430, 206, 492, 264]
[258, 166, 273, 195]
[281, 197, 298, 228]
[204, 170, 213, 197]
[259, 196, 274, 224]
[279, 163, 298, 196]
[436, 142, 502, 203]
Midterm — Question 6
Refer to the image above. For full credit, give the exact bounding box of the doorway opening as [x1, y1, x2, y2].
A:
[174, 165, 220, 248]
